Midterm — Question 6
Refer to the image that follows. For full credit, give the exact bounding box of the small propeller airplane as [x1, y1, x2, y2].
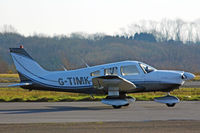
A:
[9, 46, 195, 108]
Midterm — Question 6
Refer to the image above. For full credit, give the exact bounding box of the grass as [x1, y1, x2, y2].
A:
[0, 74, 19, 83]
[0, 87, 199, 102]
[130, 87, 200, 101]
[0, 74, 19, 78]
[0, 73, 200, 102]
[192, 75, 200, 81]
[0, 87, 105, 102]
[0, 78, 20, 83]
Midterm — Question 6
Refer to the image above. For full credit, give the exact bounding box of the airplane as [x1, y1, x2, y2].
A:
[9, 46, 195, 109]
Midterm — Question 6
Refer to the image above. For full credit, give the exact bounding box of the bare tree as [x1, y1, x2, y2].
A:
[123, 18, 200, 43]
[0, 24, 18, 33]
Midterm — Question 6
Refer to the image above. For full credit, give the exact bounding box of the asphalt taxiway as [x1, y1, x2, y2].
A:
[0, 101, 199, 123]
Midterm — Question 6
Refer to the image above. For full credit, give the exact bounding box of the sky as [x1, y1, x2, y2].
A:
[0, 0, 200, 36]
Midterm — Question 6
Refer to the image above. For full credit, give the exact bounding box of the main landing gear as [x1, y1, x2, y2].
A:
[154, 92, 180, 107]
[166, 103, 176, 107]
[112, 105, 123, 109]
[101, 96, 135, 109]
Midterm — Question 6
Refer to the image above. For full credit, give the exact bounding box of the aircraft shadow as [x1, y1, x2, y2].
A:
[0, 106, 113, 114]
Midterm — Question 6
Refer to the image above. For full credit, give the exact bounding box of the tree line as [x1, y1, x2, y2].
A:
[120, 19, 200, 44]
[1, 19, 200, 73]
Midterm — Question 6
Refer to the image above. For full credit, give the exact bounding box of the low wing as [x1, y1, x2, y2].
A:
[92, 75, 136, 91]
[92, 75, 137, 107]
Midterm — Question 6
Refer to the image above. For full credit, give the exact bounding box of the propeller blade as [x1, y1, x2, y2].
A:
[182, 72, 195, 80]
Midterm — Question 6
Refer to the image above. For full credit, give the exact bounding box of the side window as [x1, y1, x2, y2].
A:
[121, 65, 139, 76]
[104, 67, 118, 75]
[90, 70, 100, 76]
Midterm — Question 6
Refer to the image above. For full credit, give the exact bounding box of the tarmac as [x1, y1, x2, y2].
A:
[0, 101, 199, 123]
[0, 83, 200, 132]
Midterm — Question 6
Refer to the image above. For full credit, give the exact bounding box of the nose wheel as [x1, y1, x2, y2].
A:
[166, 103, 176, 107]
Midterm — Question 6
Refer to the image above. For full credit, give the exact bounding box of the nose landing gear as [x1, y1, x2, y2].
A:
[154, 92, 180, 107]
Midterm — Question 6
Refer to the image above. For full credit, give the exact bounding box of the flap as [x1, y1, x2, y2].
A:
[92, 75, 136, 91]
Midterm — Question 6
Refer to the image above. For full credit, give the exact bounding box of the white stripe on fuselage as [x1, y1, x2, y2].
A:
[12, 53, 92, 89]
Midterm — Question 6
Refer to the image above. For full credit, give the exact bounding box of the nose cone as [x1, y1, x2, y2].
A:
[182, 72, 195, 80]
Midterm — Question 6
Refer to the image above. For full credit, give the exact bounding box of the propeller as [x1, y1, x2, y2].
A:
[181, 72, 195, 80]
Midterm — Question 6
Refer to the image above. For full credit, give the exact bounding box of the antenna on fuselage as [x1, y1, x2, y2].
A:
[81, 59, 90, 68]
[62, 65, 68, 71]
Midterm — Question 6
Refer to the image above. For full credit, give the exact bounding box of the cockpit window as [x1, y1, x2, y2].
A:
[139, 63, 156, 73]
[120, 65, 139, 76]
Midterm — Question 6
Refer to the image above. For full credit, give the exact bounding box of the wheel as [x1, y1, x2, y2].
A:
[112, 105, 122, 109]
[126, 96, 133, 99]
[166, 103, 176, 107]
[123, 103, 129, 106]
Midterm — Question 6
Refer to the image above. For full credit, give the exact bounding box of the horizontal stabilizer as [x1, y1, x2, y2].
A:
[8, 82, 33, 87]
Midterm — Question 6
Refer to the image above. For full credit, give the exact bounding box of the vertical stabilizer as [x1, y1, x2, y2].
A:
[10, 47, 49, 82]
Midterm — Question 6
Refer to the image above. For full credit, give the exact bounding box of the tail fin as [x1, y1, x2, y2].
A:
[10, 47, 49, 82]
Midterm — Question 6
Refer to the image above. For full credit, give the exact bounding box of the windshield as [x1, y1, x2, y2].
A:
[139, 63, 156, 73]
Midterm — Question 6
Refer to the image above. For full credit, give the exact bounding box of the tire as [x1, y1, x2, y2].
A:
[166, 103, 176, 107]
[123, 104, 129, 106]
[126, 96, 133, 99]
[112, 105, 122, 109]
